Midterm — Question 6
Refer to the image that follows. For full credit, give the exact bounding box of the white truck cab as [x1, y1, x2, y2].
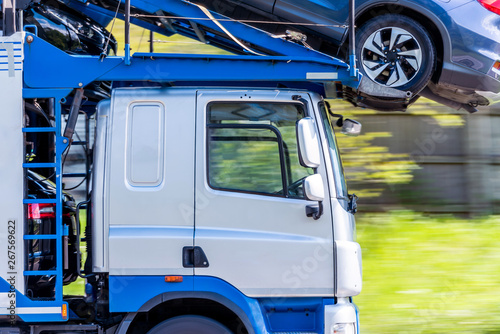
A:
[91, 87, 362, 334]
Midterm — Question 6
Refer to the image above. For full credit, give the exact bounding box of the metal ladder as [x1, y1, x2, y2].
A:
[21, 89, 71, 322]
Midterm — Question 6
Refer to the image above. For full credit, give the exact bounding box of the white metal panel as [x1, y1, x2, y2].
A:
[92, 100, 110, 272]
[126, 103, 164, 186]
[0, 33, 24, 294]
[105, 88, 196, 275]
[108, 226, 192, 275]
[334, 240, 362, 297]
[194, 90, 335, 297]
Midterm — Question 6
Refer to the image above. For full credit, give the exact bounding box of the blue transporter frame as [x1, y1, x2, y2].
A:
[61, 0, 343, 61]
[23, 35, 359, 92]
[18, 0, 360, 320]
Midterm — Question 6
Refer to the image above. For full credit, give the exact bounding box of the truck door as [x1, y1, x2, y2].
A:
[103, 88, 195, 276]
[194, 90, 335, 297]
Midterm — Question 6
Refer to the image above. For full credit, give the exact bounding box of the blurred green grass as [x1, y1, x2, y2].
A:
[356, 212, 500, 333]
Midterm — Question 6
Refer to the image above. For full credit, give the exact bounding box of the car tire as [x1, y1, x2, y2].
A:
[356, 14, 436, 94]
[146, 315, 233, 334]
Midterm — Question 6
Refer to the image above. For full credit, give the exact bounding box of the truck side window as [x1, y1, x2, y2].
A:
[207, 102, 314, 198]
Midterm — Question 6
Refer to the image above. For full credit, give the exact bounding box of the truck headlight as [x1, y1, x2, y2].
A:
[325, 303, 358, 334]
[332, 322, 356, 334]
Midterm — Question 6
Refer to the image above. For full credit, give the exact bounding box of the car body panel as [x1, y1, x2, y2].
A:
[234, 0, 276, 13]
[23, 2, 117, 56]
[439, 1, 500, 89]
[214, 0, 500, 108]
[274, 0, 361, 42]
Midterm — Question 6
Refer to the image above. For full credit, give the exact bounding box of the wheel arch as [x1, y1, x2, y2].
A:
[353, 3, 451, 83]
[115, 291, 257, 334]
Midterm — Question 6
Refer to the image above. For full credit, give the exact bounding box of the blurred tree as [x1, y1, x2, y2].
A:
[327, 99, 420, 198]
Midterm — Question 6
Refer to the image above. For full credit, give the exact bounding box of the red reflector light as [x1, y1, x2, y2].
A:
[478, 0, 500, 15]
[27, 203, 56, 219]
[494, 61, 500, 70]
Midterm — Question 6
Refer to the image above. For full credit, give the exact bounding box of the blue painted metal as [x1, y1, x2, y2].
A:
[194, 277, 268, 333]
[109, 276, 266, 333]
[22, 127, 56, 133]
[259, 297, 328, 333]
[23, 270, 58, 276]
[128, 0, 336, 60]
[24, 235, 57, 240]
[24, 199, 56, 204]
[23, 163, 57, 168]
[108, 275, 343, 333]
[18, 0, 362, 326]
[0, 277, 66, 322]
[23, 88, 73, 99]
[62, 0, 338, 61]
[61, 0, 175, 38]
[23, 35, 360, 92]
[24, 34, 123, 89]
[109, 276, 194, 312]
[23, 24, 38, 36]
[20, 88, 71, 322]
[349, 54, 358, 78]
[124, 44, 131, 66]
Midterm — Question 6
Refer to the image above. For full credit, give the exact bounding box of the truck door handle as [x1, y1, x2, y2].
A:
[183, 246, 209, 268]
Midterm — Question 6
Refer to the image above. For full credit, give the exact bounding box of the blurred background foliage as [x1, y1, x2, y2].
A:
[327, 100, 420, 199]
[64, 21, 500, 333]
[356, 211, 500, 333]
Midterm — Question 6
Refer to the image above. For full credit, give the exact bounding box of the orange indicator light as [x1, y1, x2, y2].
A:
[62, 303, 68, 319]
[165, 276, 183, 283]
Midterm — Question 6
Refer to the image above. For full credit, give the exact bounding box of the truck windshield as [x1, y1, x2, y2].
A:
[318, 102, 349, 199]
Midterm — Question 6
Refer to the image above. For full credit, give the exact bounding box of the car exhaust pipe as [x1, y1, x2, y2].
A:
[419, 87, 478, 113]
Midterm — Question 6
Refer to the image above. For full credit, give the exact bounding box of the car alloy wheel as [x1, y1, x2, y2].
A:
[361, 27, 422, 87]
[356, 14, 436, 94]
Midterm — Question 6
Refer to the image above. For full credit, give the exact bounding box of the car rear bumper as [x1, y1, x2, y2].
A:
[440, 60, 500, 93]
[439, 1, 500, 93]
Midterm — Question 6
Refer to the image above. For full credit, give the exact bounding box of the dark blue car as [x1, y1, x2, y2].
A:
[193, 0, 500, 111]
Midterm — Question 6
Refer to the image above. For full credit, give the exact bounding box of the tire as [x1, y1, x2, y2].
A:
[147, 315, 233, 334]
[356, 14, 436, 94]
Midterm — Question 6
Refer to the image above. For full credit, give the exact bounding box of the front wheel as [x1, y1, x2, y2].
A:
[147, 315, 233, 334]
[356, 14, 436, 94]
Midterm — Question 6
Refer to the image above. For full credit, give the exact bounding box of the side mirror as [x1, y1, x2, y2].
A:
[341, 119, 362, 136]
[304, 174, 325, 202]
[297, 117, 321, 168]
[304, 174, 324, 220]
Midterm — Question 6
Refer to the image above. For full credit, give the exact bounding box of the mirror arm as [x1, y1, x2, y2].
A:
[324, 102, 344, 127]
[348, 193, 358, 214]
[306, 201, 323, 220]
